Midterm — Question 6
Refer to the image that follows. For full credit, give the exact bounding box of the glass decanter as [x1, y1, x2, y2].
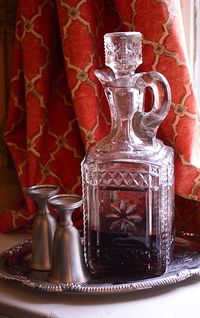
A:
[82, 32, 174, 278]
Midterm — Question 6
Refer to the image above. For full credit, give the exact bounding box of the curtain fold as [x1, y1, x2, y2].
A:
[2, 0, 200, 233]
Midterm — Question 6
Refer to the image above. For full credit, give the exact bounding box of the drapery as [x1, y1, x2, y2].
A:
[1, 0, 200, 233]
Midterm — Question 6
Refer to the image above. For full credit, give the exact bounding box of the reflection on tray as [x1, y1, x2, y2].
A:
[0, 233, 200, 294]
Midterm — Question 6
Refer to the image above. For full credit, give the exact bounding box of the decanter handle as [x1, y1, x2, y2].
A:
[133, 71, 171, 144]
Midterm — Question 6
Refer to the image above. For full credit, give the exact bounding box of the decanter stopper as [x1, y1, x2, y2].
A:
[104, 32, 142, 78]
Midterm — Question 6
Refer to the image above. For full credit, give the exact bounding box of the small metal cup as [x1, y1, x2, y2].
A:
[47, 194, 89, 284]
[25, 184, 59, 271]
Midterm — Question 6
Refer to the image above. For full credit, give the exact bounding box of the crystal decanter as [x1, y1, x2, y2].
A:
[82, 32, 174, 278]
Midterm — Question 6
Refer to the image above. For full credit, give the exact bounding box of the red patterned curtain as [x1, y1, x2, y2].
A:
[1, 0, 200, 233]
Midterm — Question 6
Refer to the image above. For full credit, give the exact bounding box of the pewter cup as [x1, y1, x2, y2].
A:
[47, 194, 89, 284]
[26, 184, 59, 271]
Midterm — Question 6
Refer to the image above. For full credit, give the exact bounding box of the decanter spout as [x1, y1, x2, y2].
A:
[94, 67, 116, 85]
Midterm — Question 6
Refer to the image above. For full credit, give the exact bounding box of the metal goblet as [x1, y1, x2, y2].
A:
[25, 184, 59, 271]
[47, 194, 89, 284]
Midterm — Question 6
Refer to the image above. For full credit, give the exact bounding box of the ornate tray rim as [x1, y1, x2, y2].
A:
[0, 234, 200, 295]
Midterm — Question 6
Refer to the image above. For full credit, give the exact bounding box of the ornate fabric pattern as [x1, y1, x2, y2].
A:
[2, 0, 200, 233]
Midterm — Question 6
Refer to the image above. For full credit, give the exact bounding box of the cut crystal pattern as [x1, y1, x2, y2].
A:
[98, 170, 149, 188]
[82, 32, 174, 277]
[104, 32, 142, 77]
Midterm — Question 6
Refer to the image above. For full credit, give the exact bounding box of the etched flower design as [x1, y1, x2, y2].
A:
[106, 199, 143, 235]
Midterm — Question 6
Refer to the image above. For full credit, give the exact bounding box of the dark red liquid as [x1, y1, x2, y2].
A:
[88, 230, 166, 278]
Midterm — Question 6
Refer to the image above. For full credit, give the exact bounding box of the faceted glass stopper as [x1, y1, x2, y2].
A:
[104, 32, 142, 78]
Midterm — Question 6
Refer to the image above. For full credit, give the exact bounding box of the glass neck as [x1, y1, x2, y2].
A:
[105, 87, 141, 144]
[111, 111, 134, 143]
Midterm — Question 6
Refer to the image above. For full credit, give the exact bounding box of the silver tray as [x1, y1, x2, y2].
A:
[0, 232, 200, 295]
